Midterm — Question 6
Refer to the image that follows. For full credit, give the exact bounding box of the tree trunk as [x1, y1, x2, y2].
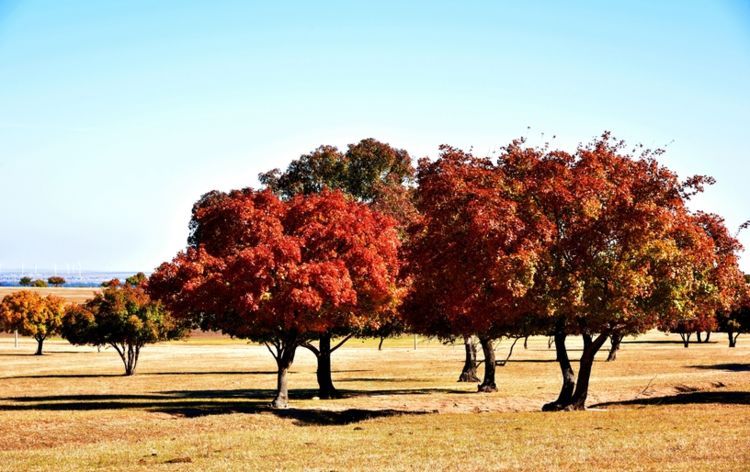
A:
[728, 331, 738, 348]
[704, 332, 711, 343]
[113, 342, 141, 376]
[679, 332, 691, 348]
[34, 336, 44, 356]
[543, 331, 575, 411]
[696, 331, 703, 343]
[458, 336, 480, 382]
[378, 337, 385, 351]
[523, 336, 529, 349]
[568, 333, 609, 410]
[477, 336, 497, 392]
[315, 334, 338, 399]
[271, 339, 298, 409]
[606, 333, 622, 362]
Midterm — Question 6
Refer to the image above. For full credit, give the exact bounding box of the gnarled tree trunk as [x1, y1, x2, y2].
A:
[458, 335, 480, 382]
[543, 331, 575, 411]
[704, 332, 711, 343]
[679, 332, 691, 348]
[606, 333, 622, 362]
[477, 336, 497, 392]
[568, 333, 609, 410]
[728, 331, 739, 348]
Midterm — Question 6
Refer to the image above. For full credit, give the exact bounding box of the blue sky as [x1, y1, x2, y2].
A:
[1, 1, 749, 272]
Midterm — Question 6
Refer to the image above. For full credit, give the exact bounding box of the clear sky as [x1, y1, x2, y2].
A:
[1, 1, 749, 273]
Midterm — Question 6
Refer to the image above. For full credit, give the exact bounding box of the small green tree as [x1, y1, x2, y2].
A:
[62, 281, 186, 375]
[19, 277, 32, 287]
[47, 276, 66, 287]
[0, 291, 66, 355]
[31, 279, 48, 288]
[124, 272, 147, 287]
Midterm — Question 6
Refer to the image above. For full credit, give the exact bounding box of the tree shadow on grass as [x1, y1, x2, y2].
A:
[688, 363, 750, 372]
[3, 370, 278, 380]
[0, 353, 46, 357]
[3, 373, 124, 379]
[336, 377, 431, 383]
[158, 386, 470, 400]
[0, 351, 96, 355]
[270, 408, 432, 426]
[505, 359, 557, 363]
[592, 391, 750, 408]
[0, 389, 434, 425]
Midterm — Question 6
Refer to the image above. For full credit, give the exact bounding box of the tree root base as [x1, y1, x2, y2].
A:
[457, 374, 480, 383]
[542, 401, 585, 411]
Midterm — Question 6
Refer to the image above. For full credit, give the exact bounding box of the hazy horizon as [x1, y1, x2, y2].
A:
[1, 1, 749, 272]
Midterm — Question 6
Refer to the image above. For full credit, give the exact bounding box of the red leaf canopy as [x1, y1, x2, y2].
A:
[404, 146, 554, 338]
[149, 189, 401, 341]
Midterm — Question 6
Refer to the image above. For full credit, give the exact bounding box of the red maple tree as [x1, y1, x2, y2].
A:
[512, 134, 744, 410]
[149, 189, 400, 407]
[404, 145, 553, 391]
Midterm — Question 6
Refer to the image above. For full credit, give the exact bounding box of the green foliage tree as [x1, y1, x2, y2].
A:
[259, 138, 417, 229]
[62, 281, 186, 375]
[31, 279, 48, 288]
[47, 276, 66, 287]
[19, 276, 32, 287]
[124, 272, 147, 287]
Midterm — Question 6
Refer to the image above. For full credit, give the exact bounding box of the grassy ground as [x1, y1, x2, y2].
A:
[0, 328, 748, 471]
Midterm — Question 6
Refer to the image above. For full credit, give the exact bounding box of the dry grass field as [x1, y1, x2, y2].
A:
[0, 287, 100, 304]
[0, 325, 749, 471]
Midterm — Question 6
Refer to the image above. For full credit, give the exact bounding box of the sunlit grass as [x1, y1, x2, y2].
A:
[1, 326, 748, 470]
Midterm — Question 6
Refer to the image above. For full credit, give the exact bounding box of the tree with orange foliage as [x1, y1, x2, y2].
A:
[149, 189, 401, 406]
[505, 134, 745, 411]
[404, 145, 552, 392]
[718, 275, 750, 347]
[662, 215, 748, 347]
[0, 291, 66, 355]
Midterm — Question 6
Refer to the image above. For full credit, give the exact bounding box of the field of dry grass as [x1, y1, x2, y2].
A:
[0, 287, 100, 304]
[1, 325, 748, 471]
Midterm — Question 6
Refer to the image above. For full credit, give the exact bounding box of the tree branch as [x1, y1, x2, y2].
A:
[330, 334, 354, 353]
[264, 342, 279, 361]
[300, 341, 320, 356]
[500, 336, 522, 365]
